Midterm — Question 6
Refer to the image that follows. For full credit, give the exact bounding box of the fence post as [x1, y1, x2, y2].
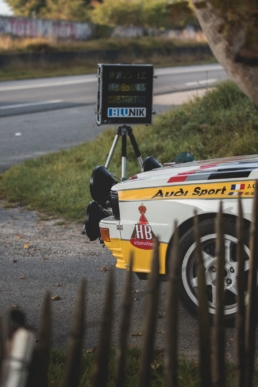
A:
[27, 290, 52, 387]
[91, 267, 114, 387]
[2, 328, 35, 387]
[138, 237, 160, 387]
[213, 202, 225, 387]
[63, 279, 86, 387]
[114, 253, 134, 387]
[0, 316, 4, 382]
[234, 197, 246, 387]
[245, 181, 258, 387]
[194, 212, 211, 387]
[164, 222, 180, 387]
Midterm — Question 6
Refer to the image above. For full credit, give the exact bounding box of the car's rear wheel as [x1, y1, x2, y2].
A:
[178, 218, 250, 326]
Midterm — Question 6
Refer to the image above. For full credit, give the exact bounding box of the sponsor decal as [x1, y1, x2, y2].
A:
[152, 186, 227, 198]
[228, 184, 245, 196]
[118, 181, 256, 201]
[108, 107, 146, 118]
[130, 204, 156, 250]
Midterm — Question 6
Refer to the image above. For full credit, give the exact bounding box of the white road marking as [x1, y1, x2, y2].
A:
[0, 78, 96, 92]
[185, 79, 218, 86]
[155, 65, 223, 76]
[0, 100, 63, 110]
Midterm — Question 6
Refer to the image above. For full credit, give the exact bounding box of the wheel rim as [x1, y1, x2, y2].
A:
[181, 233, 250, 316]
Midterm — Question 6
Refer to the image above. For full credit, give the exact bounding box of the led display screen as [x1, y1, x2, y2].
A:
[96, 64, 154, 125]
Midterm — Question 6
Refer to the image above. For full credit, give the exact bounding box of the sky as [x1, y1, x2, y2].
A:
[0, 0, 12, 15]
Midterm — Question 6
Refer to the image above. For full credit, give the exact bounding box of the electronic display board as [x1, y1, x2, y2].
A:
[96, 64, 154, 125]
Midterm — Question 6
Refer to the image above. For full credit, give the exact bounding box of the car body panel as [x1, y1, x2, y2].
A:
[99, 154, 258, 274]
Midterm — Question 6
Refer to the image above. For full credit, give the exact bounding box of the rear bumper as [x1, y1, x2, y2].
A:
[99, 216, 128, 270]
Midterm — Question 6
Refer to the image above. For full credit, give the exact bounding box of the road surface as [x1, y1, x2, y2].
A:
[0, 64, 227, 171]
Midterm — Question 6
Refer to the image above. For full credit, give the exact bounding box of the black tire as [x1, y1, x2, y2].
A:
[177, 218, 250, 327]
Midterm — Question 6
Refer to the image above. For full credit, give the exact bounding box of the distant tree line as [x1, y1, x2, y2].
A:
[5, 0, 199, 29]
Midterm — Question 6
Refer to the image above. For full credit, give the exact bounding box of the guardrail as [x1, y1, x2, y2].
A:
[0, 186, 257, 386]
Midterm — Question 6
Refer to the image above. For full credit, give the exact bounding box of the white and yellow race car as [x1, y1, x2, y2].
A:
[85, 154, 257, 325]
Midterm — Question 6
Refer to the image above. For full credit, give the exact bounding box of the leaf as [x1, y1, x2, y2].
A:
[151, 360, 162, 370]
[87, 347, 97, 353]
[54, 283, 61, 287]
[10, 304, 19, 309]
[23, 242, 30, 249]
[226, 336, 235, 342]
[101, 266, 108, 272]
[132, 289, 140, 293]
[51, 295, 61, 301]
[16, 234, 22, 239]
[133, 298, 138, 301]
[131, 332, 143, 337]
[18, 275, 25, 279]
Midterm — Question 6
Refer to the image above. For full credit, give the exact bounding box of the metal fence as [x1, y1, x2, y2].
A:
[0, 185, 257, 386]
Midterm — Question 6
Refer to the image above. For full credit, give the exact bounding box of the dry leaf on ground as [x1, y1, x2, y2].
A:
[101, 266, 108, 272]
[10, 304, 19, 309]
[23, 243, 30, 249]
[151, 360, 162, 370]
[51, 295, 61, 301]
[18, 275, 25, 279]
[87, 347, 97, 353]
[131, 332, 143, 337]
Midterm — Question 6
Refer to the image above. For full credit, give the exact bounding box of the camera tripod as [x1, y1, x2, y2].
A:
[105, 125, 143, 180]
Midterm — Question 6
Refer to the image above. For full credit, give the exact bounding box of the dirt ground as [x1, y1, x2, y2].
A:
[0, 200, 242, 362]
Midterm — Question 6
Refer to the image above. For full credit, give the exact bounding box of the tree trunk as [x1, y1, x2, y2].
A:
[192, 0, 258, 107]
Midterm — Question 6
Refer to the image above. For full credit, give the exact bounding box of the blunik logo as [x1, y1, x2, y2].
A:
[130, 205, 156, 250]
[108, 108, 146, 118]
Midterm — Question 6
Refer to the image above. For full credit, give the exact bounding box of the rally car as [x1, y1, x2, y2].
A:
[85, 154, 257, 325]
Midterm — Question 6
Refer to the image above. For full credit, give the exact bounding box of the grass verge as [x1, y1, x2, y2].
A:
[48, 347, 234, 387]
[0, 36, 214, 81]
[1, 81, 258, 221]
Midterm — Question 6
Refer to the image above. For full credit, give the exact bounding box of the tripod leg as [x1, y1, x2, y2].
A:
[127, 127, 143, 170]
[121, 129, 127, 180]
[105, 134, 120, 169]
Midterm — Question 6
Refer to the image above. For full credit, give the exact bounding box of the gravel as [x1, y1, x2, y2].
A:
[0, 201, 240, 361]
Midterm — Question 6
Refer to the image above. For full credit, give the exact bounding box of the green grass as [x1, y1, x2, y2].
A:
[48, 347, 258, 386]
[1, 81, 258, 220]
[0, 36, 214, 81]
[0, 36, 209, 55]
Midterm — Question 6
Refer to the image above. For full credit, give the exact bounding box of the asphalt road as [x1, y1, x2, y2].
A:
[0, 64, 227, 171]
[0, 201, 238, 359]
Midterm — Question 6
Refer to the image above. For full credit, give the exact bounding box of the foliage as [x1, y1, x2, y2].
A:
[1, 81, 258, 220]
[5, 0, 93, 20]
[89, 0, 171, 28]
[167, 0, 199, 28]
[5, 0, 199, 28]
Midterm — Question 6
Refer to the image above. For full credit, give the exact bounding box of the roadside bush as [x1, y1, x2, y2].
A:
[91, 0, 170, 28]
